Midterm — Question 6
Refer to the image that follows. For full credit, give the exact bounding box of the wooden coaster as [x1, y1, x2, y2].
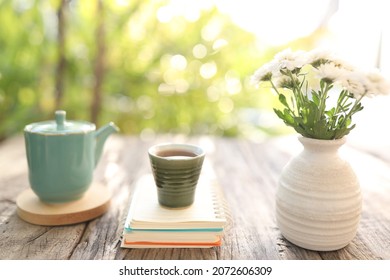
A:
[16, 182, 111, 226]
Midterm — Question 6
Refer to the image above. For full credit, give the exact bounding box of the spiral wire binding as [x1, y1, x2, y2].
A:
[200, 158, 233, 234]
[209, 179, 233, 234]
[119, 191, 135, 244]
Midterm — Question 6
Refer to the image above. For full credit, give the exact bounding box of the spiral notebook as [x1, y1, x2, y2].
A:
[121, 166, 229, 248]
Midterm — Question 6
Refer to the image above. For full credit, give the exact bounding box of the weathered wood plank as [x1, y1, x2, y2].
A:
[1, 135, 390, 260]
[211, 138, 282, 260]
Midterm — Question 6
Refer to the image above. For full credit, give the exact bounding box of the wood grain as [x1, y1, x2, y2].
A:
[0, 134, 389, 260]
[16, 182, 111, 226]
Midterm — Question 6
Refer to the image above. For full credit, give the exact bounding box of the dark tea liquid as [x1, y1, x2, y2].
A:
[156, 150, 198, 158]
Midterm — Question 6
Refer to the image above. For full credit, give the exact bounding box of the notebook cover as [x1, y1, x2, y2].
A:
[126, 174, 227, 230]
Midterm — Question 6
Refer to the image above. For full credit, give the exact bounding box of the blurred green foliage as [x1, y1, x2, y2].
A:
[0, 0, 319, 141]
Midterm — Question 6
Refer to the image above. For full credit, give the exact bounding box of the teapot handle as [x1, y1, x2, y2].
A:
[94, 122, 119, 166]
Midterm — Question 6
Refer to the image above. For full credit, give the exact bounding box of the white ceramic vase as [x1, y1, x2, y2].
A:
[276, 136, 362, 251]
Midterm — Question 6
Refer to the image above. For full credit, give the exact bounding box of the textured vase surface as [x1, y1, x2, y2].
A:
[276, 136, 362, 251]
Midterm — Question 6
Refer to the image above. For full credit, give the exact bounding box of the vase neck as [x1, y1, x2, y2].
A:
[298, 136, 346, 154]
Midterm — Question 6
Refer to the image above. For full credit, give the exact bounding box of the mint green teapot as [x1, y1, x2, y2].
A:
[24, 110, 119, 203]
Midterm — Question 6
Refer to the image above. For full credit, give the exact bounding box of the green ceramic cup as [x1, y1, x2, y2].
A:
[148, 143, 205, 208]
[24, 110, 119, 203]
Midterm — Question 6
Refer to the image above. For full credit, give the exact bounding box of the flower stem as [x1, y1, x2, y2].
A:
[270, 80, 296, 117]
[339, 93, 365, 129]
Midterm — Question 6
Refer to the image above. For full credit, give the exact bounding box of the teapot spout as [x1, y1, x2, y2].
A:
[95, 122, 119, 166]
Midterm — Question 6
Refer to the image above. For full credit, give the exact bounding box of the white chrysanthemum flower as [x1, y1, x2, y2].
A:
[338, 72, 368, 99]
[365, 69, 390, 96]
[314, 62, 348, 84]
[250, 47, 390, 139]
[306, 49, 335, 66]
[273, 48, 307, 71]
[274, 75, 295, 89]
[331, 57, 356, 72]
[250, 61, 280, 85]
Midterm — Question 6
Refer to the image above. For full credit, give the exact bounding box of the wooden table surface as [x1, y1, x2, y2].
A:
[0, 134, 389, 260]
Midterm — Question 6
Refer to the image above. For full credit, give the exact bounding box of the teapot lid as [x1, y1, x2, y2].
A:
[24, 110, 95, 134]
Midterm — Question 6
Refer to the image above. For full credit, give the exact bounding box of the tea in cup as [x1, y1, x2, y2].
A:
[148, 143, 205, 208]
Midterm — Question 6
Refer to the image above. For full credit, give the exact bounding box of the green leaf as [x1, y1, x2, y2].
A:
[311, 91, 320, 106]
[278, 94, 289, 107]
[283, 109, 295, 125]
[273, 109, 285, 120]
[326, 108, 335, 118]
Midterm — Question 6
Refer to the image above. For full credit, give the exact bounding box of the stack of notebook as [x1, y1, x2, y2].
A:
[121, 171, 228, 248]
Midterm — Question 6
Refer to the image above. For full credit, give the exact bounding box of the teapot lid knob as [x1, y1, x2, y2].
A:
[55, 110, 66, 130]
